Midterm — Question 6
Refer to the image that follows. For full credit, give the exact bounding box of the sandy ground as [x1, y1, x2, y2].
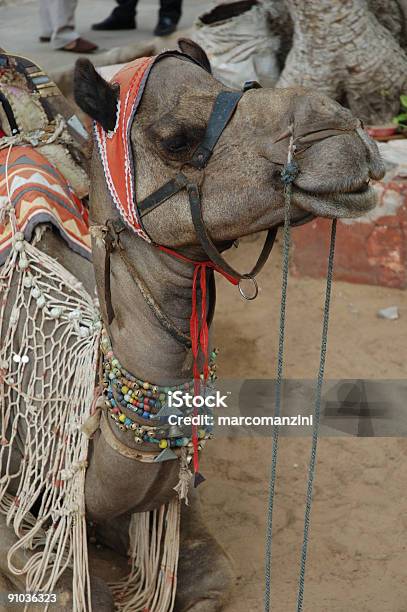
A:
[204, 236, 407, 612]
[91, 233, 407, 612]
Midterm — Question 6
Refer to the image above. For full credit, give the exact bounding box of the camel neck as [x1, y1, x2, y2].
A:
[96, 235, 212, 387]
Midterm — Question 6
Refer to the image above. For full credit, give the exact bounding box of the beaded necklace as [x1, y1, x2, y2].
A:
[100, 329, 218, 459]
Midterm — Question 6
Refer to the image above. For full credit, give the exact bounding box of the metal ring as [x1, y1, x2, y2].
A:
[238, 275, 258, 301]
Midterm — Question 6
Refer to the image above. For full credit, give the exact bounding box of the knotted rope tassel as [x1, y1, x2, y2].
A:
[190, 263, 210, 487]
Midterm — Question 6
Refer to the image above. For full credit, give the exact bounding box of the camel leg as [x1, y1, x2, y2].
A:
[174, 489, 234, 612]
[0, 513, 114, 612]
[0, 573, 15, 612]
[93, 489, 234, 612]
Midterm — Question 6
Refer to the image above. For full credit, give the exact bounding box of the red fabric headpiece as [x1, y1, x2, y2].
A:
[94, 56, 156, 242]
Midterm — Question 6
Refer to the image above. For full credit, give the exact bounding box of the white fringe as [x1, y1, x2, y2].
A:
[110, 498, 180, 612]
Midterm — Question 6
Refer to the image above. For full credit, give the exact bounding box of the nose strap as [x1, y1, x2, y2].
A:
[187, 182, 278, 284]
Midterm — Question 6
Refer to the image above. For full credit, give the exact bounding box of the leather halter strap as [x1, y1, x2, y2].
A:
[189, 91, 244, 169]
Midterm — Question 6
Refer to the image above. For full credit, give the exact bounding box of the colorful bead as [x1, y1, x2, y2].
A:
[102, 333, 219, 452]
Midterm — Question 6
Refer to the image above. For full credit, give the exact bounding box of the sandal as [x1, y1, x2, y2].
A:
[61, 37, 98, 53]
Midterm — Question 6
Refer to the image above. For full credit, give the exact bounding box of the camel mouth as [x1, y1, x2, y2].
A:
[290, 211, 315, 226]
[292, 183, 377, 219]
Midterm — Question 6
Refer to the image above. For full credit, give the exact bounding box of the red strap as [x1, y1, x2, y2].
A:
[158, 244, 239, 286]
[160, 246, 236, 480]
[190, 265, 201, 474]
[189, 262, 212, 477]
[199, 265, 209, 380]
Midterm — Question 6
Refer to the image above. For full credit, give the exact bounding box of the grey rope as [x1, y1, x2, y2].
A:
[264, 130, 297, 612]
[264, 127, 337, 612]
[296, 219, 337, 611]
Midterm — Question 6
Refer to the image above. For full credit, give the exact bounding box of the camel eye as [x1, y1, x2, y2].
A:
[154, 124, 205, 161]
[163, 133, 190, 154]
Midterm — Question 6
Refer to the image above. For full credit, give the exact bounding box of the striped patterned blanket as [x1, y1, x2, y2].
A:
[0, 146, 91, 265]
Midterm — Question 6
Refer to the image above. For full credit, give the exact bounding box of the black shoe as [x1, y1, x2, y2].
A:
[153, 16, 178, 37]
[92, 14, 136, 31]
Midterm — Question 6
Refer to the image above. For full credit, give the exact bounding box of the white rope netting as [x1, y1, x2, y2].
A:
[0, 214, 100, 611]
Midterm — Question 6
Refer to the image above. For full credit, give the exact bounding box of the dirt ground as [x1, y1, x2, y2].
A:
[92, 231, 407, 612]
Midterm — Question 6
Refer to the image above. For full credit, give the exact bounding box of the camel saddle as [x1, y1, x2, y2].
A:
[0, 51, 92, 264]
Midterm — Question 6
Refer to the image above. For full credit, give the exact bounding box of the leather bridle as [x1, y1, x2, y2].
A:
[101, 63, 277, 344]
[136, 85, 278, 290]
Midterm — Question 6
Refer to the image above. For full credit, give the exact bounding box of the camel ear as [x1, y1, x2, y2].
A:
[74, 58, 119, 132]
[177, 38, 212, 74]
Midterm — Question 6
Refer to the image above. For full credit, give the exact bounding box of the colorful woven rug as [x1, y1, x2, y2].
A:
[0, 145, 91, 265]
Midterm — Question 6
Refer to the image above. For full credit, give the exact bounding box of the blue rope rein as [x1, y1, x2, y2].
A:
[264, 129, 337, 611]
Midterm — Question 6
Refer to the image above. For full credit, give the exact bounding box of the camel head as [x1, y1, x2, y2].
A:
[73, 40, 385, 252]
